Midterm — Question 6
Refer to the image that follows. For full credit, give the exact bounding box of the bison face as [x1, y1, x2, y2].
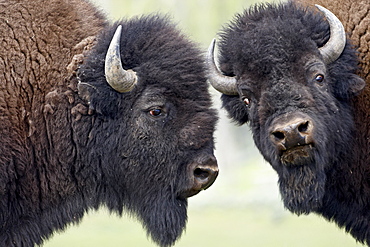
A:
[207, 3, 365, 215]
[240, 57, 357, 214]
[76, 16, 218, 247]
[76, 81, 218, 246]
[223, 56, 361, 215]
[115, 85, 218, 246]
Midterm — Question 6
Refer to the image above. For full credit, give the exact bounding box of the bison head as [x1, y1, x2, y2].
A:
[207, 3, 365, 215]
[76, 15, 218, 246]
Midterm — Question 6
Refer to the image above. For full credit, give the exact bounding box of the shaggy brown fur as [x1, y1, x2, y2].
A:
[0, 0, 106, 165]
[0, 0, 106, 206]
[0, 1, 105, 244]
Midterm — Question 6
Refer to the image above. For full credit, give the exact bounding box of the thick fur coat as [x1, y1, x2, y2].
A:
[0, 1, 218, 246]
[214, 0, 370, 244]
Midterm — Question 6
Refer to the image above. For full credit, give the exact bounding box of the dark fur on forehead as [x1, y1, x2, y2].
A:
[218, 2, 329, 75]
[78, 14, 210, 117]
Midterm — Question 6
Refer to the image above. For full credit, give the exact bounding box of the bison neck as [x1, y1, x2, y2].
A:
[318, 83, 370, 245]
[0, 89, 121, 246]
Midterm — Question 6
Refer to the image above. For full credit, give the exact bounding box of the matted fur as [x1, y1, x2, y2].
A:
[0, 1, 218, 246]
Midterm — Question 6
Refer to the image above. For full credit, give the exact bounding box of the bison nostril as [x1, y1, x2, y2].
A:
[298, 121, 309, 133]
[272, 131, 285, 141]
[182, 159, 218, 198]
[194, 167, 210, 180]
[192, 163, 218, 191]
[270, 116, 314, 151]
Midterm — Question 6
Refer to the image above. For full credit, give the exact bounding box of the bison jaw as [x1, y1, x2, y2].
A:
[276, 151, 326, 215]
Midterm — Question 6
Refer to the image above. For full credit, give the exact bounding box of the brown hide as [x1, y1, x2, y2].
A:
[296, 0, 370, 191]
[0, 0, 106, 206]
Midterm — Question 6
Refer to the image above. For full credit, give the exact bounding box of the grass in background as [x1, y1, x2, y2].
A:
[44, 206, 362, 247]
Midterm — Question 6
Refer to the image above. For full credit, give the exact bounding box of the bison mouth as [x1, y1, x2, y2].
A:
[177, 172, 218, 199]
[280, 144, 314, 166]
[277, 144, 327, 215]
[178, 189, 201, 199]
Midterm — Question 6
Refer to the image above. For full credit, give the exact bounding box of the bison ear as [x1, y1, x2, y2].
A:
[221, 94, 249, 124]
[334, 74, 365, 99]
[348, 74, 366, 95]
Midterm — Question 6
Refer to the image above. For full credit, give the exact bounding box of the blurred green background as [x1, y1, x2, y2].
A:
[44, 0, 363, 246]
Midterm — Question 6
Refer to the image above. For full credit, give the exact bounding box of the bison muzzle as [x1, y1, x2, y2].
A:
[269, 112, 315, 166]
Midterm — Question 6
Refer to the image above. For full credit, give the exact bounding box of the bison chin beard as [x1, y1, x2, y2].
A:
[133, 194, 188, 247]
[277, 159, 326, 215]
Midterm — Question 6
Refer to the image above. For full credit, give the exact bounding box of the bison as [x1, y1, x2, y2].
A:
[207, 0, 369, 244]
[0, 0, 219, 246]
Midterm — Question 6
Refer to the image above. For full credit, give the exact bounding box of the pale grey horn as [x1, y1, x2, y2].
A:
[105, 25, 137, 93]
[206, 39, 238, 95]
[316, 5, 346, 64]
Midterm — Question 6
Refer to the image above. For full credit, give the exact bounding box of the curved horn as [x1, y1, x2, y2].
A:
[316, 5, 346, 64]
[206, 39, 238, 95]
[105, 25, 137, 93]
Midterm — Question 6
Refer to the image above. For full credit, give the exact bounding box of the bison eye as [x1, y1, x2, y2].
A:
[243, 98, 250, 106]
[149, 108, 162, 117]
[315, 74, 325, 84]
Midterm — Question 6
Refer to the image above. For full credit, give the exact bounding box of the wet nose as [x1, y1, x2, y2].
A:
[270, 116, 314, 151]
[190, 156, 219, 192]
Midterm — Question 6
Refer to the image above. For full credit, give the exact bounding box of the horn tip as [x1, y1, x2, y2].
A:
[208, 38, 216, 50]
[314, 4, 325, 11]
[114, 25, 123, 37]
